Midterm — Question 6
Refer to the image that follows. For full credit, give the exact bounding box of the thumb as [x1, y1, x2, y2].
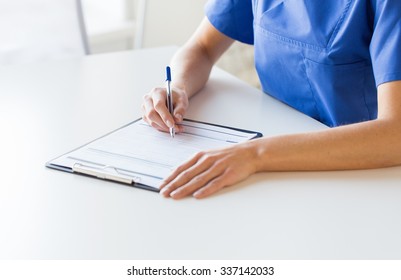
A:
[173, 105, 185, 123]
[173, 99, 188, 123]
[172, 87, 189, 123]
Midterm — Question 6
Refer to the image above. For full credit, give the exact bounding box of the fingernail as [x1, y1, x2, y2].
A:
[166, 120, 173, 128]
[170, 190, 180, 198]
[160, 190, 170, 197]
[160, 188, 168, 195]
[175, 114, 183, 122]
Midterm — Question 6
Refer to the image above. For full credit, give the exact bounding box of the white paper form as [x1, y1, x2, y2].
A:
[48, 119, 261, 190]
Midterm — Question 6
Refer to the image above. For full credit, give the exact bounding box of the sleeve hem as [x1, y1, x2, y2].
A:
[375, 71, 401, 87]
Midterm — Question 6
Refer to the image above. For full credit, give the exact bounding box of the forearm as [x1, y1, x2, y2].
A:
[253, 118, 401, 172]
[170, 18, 234, 99]
[170, 42, 214, 99]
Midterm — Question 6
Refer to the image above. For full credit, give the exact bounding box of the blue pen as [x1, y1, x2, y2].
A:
[165, 66, 175, 138]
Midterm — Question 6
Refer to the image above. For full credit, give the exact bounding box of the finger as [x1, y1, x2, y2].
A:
[142, 94, 169, 131]
[160, 152, 204, 189]
[193, 172, 231, 199]
[173, 110, 185, 133]
[142, 115, 165, 132]
[171, 87, 188, 123]
[169, 167, 225, 199]
[160, 165, 206, 198]
[174, 123, 185, 134]
[193, 168, 242, 199]
[161, 153, 226, 199]
[160, 152, 217, 197]
[173, 101, 187, 123]
[152, 90, 176, 129]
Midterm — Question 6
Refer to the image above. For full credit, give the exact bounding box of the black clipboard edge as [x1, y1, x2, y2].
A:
[183, 118, 263, 139]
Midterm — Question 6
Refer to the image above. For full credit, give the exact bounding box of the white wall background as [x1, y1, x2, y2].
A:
[141, 0, 207, 48]
[83, 0, 207, 53]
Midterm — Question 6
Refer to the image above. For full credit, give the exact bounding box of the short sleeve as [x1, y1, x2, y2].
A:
[204, 0, 254, 44]
[370, 0, 401, 86]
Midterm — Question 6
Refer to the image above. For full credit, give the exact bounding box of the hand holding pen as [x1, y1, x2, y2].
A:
[141, 66, 189, 134]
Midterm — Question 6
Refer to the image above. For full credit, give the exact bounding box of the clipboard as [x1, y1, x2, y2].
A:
[46, 118, 263, 192]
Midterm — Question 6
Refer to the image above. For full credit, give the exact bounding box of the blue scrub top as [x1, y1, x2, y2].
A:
[205, 0, 401, 127]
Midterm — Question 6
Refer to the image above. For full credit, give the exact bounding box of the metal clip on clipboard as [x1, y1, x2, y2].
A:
[72, 163, 136, 185]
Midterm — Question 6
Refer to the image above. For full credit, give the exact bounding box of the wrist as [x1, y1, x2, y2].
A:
[171, 83, 189, 98]
[249, 137, 275, 173]
[242, 139, 267, 173]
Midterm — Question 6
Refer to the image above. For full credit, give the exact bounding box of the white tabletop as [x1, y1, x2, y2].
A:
[1, 47, 400, 260]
